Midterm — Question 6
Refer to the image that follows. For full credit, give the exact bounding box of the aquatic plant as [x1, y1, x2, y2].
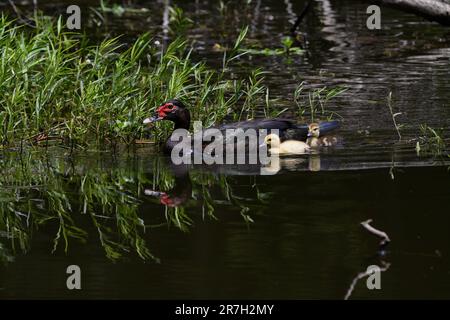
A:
[98, 0, 150, 17]
[0, 8, 348, 151]
[416, 124, 448, 158]
[0, 147, 265, 263]
[294, 82, 346, 122]
[0, 150, 155, 262]
[387, 91, 403, 141]
[241, 36, 304, 57]
[0, 14, 268, 150]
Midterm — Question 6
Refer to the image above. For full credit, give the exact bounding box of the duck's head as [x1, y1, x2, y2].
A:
[143, 99, 190, 129]
[264, 133, 281, 147]
[308, 123, 320, 138]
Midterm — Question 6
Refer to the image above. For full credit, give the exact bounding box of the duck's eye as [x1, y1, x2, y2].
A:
[166, 104, 174, 109]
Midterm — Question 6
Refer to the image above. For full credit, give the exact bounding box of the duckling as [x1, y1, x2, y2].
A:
[307, 123, 337, 148]
[264, 134, 310, 155]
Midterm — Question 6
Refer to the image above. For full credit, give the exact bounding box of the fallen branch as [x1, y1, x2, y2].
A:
[361, 219, 391, 248]
[375, 0, 450, 26]
[344, 261, 391, 300]
[7, 0, 36, 27]
[290, 0, 312, 34]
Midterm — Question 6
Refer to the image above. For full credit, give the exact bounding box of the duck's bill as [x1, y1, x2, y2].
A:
[307, 132, 312, 138]
[143, 116, 162, 124]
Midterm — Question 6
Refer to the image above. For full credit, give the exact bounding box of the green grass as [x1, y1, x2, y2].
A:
[416, 124, 448, 158]
[294, 82, 346, 122]
[0, 10, 347, 263]
[241, 36, 304, 57]
[0, 10, 347, 264]
[0, 14, 271, 150]
[0, 12, 346, 151]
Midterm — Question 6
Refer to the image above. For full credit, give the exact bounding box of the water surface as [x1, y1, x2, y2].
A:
[0, 0, 449, 299]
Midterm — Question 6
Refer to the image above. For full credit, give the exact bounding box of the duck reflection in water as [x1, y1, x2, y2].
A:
[144, 152, 326, 209]
[144, 162, 192, 208]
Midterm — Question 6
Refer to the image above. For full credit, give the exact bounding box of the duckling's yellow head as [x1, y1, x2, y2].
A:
[264, 133, 281, 147]
[308, 123, 320, 138]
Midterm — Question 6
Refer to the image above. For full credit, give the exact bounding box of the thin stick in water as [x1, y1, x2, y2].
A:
[361, 219, 391, 247]
[344, 261, 391, 300]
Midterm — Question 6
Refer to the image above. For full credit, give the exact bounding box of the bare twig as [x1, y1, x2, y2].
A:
[7, 0, 36, 27]
[7, 0, 20, 16]
[344, 261, 391, 300]
[375, 0, 450, 26]
[387, 91, 402, 141]
[361, 219, 391, 248]
[290, 0, 312, 34]
[25, 121, 69, 142]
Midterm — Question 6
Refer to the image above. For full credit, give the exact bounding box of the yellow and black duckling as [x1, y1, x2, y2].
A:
[307, 123, 338, 148]
[264, 133, 310, 155]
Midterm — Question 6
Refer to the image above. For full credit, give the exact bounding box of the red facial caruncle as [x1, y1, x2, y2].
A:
[160, 193, 174, 207]
[156, 103, 175, 118]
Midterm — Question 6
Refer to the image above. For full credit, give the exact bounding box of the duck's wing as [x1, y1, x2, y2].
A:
[203, 119, 340, 142]
[227, 119, 340, 136]
[211, 118, 296, 131]
[317, 120, 340, 136]
[202, 119, 294, 147]
[290, 121, 339, 142]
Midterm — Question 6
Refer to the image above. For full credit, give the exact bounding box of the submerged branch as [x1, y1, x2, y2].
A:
[344, 261, 391, 300]
[361, 219, 391, 248]
[375, 0, 450, 26]
[290, 0, 312, 34]
[7, 0, 36, 27]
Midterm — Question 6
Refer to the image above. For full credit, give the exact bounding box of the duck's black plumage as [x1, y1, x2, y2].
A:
[144, 100, 340, 153]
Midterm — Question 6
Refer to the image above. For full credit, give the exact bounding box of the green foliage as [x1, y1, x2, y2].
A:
[0, 149, 260, 263]
[387, 91, 403, 141]
[169, 6, 194, 35]
[294, 82, 346, 121]
[99, 0, 149, 17]
[0, 14, 268, 149]
[241, 36, 304, 57]
[0, 150, 155, 262]
[417, 125, 448, 157]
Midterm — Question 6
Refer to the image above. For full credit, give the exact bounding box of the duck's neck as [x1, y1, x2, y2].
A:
[173, 113, 190, 130]
[174, 120, 189, 130]
[165, 117, 191, 153]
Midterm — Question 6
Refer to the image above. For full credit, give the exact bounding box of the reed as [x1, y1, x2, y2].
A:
[0, 14, 267, 149]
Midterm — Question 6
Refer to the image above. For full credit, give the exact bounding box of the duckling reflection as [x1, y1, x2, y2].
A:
[308, 154, 321, 172]
[260, 153, 322, 173]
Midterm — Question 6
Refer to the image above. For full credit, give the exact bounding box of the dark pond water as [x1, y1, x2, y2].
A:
[1, 0, 449, 299]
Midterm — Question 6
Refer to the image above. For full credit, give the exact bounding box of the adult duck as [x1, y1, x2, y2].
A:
[143, 99, 340, 154]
